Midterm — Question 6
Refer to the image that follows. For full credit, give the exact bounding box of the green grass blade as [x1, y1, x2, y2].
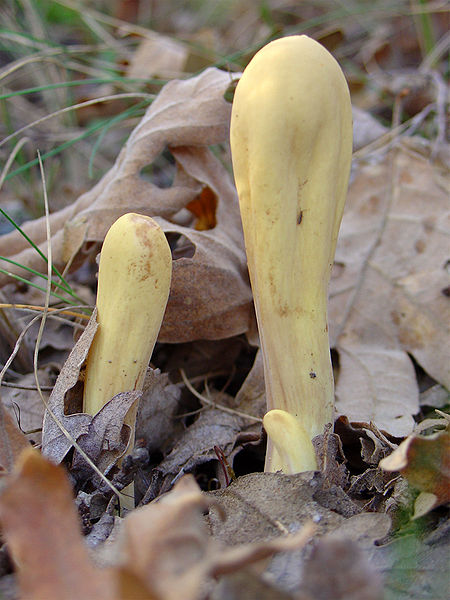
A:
[0, 268, 80, 306]
[0, 207, 74, 294]
[0, 77, 165, 101]
[0, 255, 84, 301]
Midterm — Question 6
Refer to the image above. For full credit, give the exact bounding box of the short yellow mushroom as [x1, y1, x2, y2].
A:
[230, 35, 352, 473]
[263, 409, 317, 474]
[83, 213, 172, 505]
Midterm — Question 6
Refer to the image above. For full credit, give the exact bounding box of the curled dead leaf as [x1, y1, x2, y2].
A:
[0, 448, 114, 600]
[0, 69, 252, 343]
[380, 424, 450, 515]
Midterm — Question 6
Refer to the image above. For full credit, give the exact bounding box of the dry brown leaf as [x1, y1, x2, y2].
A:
[41, 309, 139, 475]
[117, 474, 314, 600]
[71, 390, 140, 478]
[0, 369, 50, 446]
[41, 311, 98, 461]
[127, 34, 188, 80]
[1, 447, 387, 600]
[299, 537, 384, 600]
[117, 475, 213, 600]
[207, 472, 346, 546]
[330, 143, 449, 437]
[0, 68, 252, 343]
[0, 448, 114, 600]
[207, 473, 389, 596]
[0, 450, 316, 600]
[135, 369, 183, 454]
[380, 425, 450, 515]
[157, 402, 242, 483]
[0, 397, 29, 472]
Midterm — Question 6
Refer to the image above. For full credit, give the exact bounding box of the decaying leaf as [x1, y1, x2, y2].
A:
[207, 471, 351, 546]
[41, 309, 142, 478]
[0, 397, 29, 473]
[330, 143, 449, 436]
[71, 390, 141, 478]
[135, 369, 183, 454]
[207, 472, 390, 598]
[267, 513, 391, 597]
[380, 425, 450, 516]
[157, 402, 243, 486]
[0, 450, 316, 600]
[127, 33, 188, 80]
[299, 537, 384, 600]
[0, 448, 114, 600]
[110, 474, 315, 600]
[1, 368, 54, 446]
[0, 68, 253, 343]
[41, 311, 97, 462]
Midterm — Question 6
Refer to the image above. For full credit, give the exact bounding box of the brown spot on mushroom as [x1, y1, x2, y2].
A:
[423, 217, 436, 233]
[360, 195, 380, 215]
[414, 239, 426, 253]
[400, 171, 413, 184]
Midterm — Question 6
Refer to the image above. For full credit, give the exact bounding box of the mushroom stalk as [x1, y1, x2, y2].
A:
[230, 35, 352, 472]
[83, 213, 172, 503]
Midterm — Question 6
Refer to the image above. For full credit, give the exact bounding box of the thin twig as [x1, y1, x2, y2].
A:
[180, 369, 262, 423]
[0, 303, 91, 321]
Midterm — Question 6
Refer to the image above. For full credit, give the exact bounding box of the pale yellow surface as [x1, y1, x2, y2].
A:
[230, 36, 352, 471]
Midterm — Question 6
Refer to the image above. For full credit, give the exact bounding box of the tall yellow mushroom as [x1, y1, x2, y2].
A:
[230, 35, 352, 473]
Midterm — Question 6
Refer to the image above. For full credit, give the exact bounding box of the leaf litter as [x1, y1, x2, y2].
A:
[0, 14, 449, 600]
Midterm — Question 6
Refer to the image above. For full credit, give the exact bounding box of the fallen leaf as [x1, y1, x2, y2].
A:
[41, 311, 98, 462]
[206, 471, 346, 546]
[0, 397, 29, 472]
[127, 33, 188, 80]
[330, 143, 449, 436]
[267, 512, 390, 596]
[374, 530, 450, 600]
[299, 537, 384, 600]
[0, 449, 317, 600]
[117, 474, 314, 600]
[380, 426, 450, 514]
[1, 368, 53, 446]
[210, 474, 389, 596]
[186, 185, 218, 230]
[71, 390, 140, 479]
[157, 401, 242, 485]
[0, 68, 253, 343]
[0, 448, 114, 600]
[0, 446, 397, 600]
[135, 369, 183, 454]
